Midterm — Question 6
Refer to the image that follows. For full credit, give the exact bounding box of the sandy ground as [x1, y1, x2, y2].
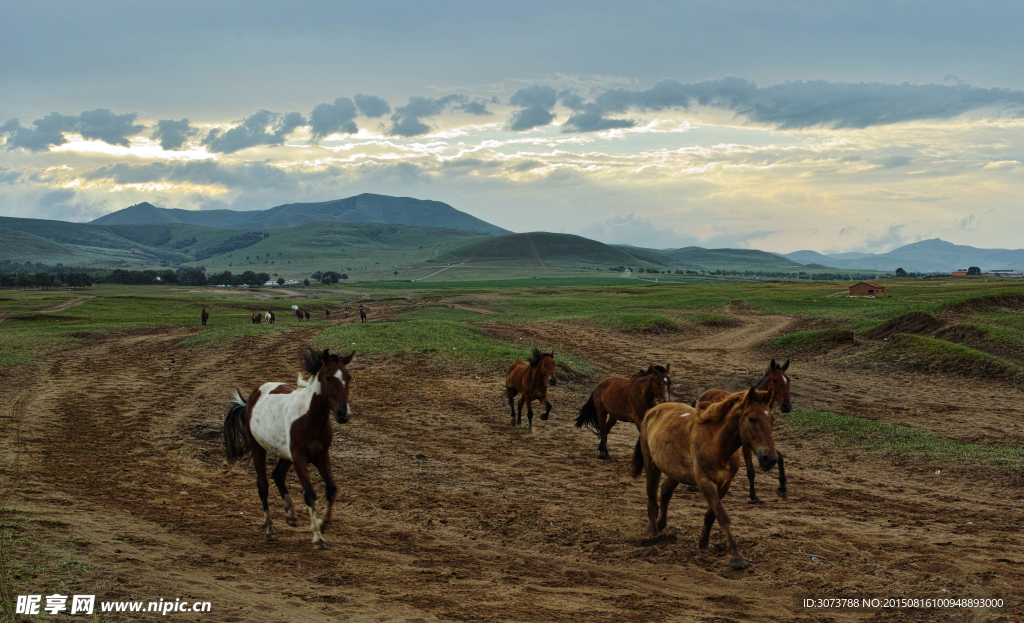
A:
[1, 307, 1021, 622]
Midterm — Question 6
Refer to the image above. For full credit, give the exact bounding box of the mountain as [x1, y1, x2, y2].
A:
[624, 245, 803, 271]
[432, 232, 662, 268]
[90, 194, 509, 236]
[780, 239, 1024, 273]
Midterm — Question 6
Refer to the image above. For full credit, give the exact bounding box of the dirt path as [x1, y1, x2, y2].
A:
[39, 297, 91, 313]
[1, 313, 1020, 622]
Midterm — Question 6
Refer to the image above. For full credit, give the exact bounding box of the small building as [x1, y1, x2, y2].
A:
[849, 281, 886, 297]
[951, 268, 969, 277]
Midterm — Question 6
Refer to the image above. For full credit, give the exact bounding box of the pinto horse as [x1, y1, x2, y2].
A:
[224, 348, 354, 548]
[695, 359, 791, 501]
[631, 387, 778, 570]
[265, 311, 275, 324]
[201, 308, 209, 326]
[359, 304, 366, 323]
[505, 348, 557, 431]
[575, 365, 672, 459]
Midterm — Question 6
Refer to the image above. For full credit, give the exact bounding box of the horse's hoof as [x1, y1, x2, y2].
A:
[656, 520, 667, 531]
[266, 533, 276, 542]
[748, 497, 763, 504]
[777, 487, 788, 498]
[314, 540, 327, 550]
[286, 517, 299, 527]
[698, 539, 709, 550]
[540, 414, 548, 421]
[729, 557, 748, 570]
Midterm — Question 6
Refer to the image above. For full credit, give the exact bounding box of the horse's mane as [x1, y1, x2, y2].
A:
[696, 392, 744, 424]
[634, 365, 667, 378]
[528, 348, 551, 367]
[753, 369, 770, 387]
[301, 347, 343, 376]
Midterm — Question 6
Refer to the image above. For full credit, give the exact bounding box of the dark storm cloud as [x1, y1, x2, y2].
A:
[1, 112, 80, 151]
[202, 109, 307, 153]
[506, 85, 558, 131]
[309, 97, 358, 143]
[152, 118, 196, 150]
[587, 78, 1024, 130]
[76, 108, 145, 146]
[387, 95, 465, 137]
[353, 94, 391, 118]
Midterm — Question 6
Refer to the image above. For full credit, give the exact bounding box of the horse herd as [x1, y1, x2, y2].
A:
[223, 345, 792, 570]
[200, 304, 368, 326]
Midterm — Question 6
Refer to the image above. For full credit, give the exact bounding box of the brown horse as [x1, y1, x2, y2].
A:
[575, 365, 672, 459]
[201, 308, 209, 326]
[295, 309, 303, 321]
[505, 348, 557, 431]
[224, 348, 354, 548]
[359, 304, 366, 323]
[304, 310, 310, 321]
[325, 308, 331, 319]
[695, 359, 790, 501]
[251, 312, 261, 325]
[631, 387, 778, 570]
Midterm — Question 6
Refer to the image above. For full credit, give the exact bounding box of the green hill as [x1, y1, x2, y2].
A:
[90, 194, 509, 236]
[623, 246, 803, 271]
[0, 228, 159, 267]
[432, 232, 664, 268]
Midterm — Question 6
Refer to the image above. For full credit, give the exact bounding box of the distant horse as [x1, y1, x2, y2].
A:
[575, 364, 672, 459]
[265, 311, 275, 324]
[224, 348, 355, 548]
[201, 308, 209, 326]
[631, 387, 778, 570]
[359, 304, 366, 323]
[304, 310, 310, 321]
[325, 308, 331, 319]
[251, 312, 261, 325]
[295, 309, 303, 321]
[695, 359, 791, 501]
[292, 305, 299, 312]
[345, 308, 350, 318]
[505, 348, 557, 431]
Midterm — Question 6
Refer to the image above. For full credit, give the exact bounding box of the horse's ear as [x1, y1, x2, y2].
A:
[665, 363, 671, 373]
[770, 359, 777, 370]
[745, 386, 758, 402]
[321, 349, 331, 368]
[781, 359, 790, 371]
[340, 352, 354, 365]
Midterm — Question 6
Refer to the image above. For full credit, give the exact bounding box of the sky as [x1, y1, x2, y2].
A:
[2, 0, 1023, 254]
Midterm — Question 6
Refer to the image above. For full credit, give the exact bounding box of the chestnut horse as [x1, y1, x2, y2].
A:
[223, 348, 354, 548]
[695, 359, 790, 501]
[304, 310, 310, 321]
[251, 312, 261, 325]
[201, 308, 209, 326]
[575, 365, 672, 459]
[505, 348, 557, 431]
[631, 387, 778, 570]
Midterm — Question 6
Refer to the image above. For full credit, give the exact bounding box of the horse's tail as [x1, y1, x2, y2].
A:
[575, 394, 598, 431]
[629, 438, 645, 478]
[223, 389, 251, 461]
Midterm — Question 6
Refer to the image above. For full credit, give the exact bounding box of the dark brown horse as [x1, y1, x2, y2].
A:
[575, 365, 672, 459]
[224, 348, 354, 548]
[505, 348, 557, 431]
[251, 312, 261, 325]
[359, 304, 366, 323]
[325, 308, 331, 319]
[695, 359, 790, 501]
[304, 310, 310, 321]
[201, 308, 209, 326]
[295, 309, 303, 321]
[631, 387, 778, 570]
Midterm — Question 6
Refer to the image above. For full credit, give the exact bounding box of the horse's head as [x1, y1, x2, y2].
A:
[530, 348, 557, 386]
[737, 386, 778, 471]
[644, 364, 672, 403]
[303, 348, 355, 424]
[761, 359, 792, 413]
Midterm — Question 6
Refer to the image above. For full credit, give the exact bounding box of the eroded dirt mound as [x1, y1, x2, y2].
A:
[944, 293, 1024, 313]
[725, 300, 757, 315]
[864, 312, 943, 340]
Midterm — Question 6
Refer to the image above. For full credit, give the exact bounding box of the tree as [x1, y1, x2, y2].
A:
[303, 278, 310, 286]
[341, 273, 348, 280]
[277, 277, 285, 286]
[967, 266, 981, 275]
[895, 267, 907, 277]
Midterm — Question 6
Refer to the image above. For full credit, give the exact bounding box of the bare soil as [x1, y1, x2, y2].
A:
[1, 309, 1021, 622]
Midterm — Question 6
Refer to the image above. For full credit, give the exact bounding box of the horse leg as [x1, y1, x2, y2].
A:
[699, 481, 746, 569]
[252, 446, 275, 542]
[312, 453, 338, 532]
[506, 387, 518, 423]
[644, 462, 663, 534]
[776, 451, 787, 498]
[541, 397, 551, 421]
[526, 398, 534, 432]
[743, 446, 760, 503]
[599, 416, 617, 460]
[516, 396, 526, 426]
[698, 507, 716, 550]
[657, 478, 678, 531]
[293, 457, 326, 549]
[271, 458, 298, 527]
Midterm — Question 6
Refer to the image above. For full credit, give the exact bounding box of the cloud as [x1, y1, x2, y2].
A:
[353, 94, 391, 118]
[506, 85, 558, 131]
[457, 101, 491, 115]
[152, 118, 197, 150]
[309, 97, 358, 142]
[580, 213, 699, 249]
[202, 109, 307, 153]
[84, 160, 296, 191]
[585, 77, 1024, 130]
[76, 108, 145, 147]
[874, 155, 912, 168]
[35, 188, 108, 221]
[1, 112, 79, 151]
[562, 104, 635, 133]
[388, 95, 464, 137]
[955, 214, 978, 229]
